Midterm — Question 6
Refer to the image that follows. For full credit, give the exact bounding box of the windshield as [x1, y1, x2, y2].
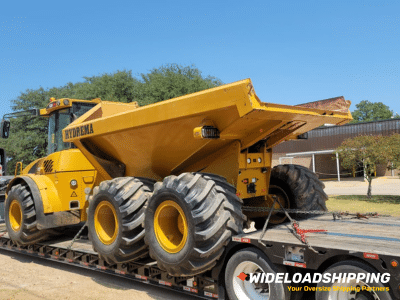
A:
[47, 102, 97, 155]
[48, 108, 71, 154]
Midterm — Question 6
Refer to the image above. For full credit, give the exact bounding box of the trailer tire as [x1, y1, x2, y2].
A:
[88, 177, 152, 264]
[254, 164, 328, 228]
[5, 184, 49, 245]
[225, 248, 290, 300]
[145, 173, 246, 276]
[316, 260, 392, 300]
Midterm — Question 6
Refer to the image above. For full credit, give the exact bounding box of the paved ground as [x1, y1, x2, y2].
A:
[323, 176, 400, 195]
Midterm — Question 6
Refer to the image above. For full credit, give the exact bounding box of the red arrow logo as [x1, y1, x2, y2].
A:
[237, 272, 248, 281]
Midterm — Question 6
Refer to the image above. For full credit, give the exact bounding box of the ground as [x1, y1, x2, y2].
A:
[0, 177, 398, 300]
[0, 249, 192, 300]
[323, 176, 400, 196]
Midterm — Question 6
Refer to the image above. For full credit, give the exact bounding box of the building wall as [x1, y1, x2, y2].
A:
[274, 119, 400, 153]
[273, 154, 400, 178]
[272, 155, 312, 169]
[272, 153, 349, 179]
[272, 119, 400, 178]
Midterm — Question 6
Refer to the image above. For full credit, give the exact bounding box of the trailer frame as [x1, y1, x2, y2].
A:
[0, 213, 399, 300]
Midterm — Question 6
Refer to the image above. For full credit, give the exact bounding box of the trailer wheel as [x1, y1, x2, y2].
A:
[5, 184, 49, 245]
[225, 248, 289, 300]
[145, 173, 246, 276]
[253, 164, 328, 228]
[316, 260, 392, 300]
[88, 177, 152, 264]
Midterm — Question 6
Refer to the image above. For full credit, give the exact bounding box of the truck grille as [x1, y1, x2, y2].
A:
[43, 160, 53, 173]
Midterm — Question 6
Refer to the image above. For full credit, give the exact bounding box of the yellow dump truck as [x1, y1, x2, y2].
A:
[1, 79, 352, 277]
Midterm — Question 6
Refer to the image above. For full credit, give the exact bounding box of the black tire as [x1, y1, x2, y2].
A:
[88, 177, 152, 264]
[4, 184, 49, 245]
[225, 248, 290, 300]
[254, 164, 328, 228]
[316, 260, 392, 300]
[144, 172, 246, 276]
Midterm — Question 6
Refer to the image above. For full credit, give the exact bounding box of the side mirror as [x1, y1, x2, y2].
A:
[32, 146, 40, 157]
[0, 119, 10, 139]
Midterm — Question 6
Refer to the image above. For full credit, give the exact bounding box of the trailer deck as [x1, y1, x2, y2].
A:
[241, 214, 400, 256]
[0, 223, 217, 299]
[1, 214, 400, 300]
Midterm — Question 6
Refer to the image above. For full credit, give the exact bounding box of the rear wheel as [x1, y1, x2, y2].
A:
[145, 173, 246, 276]
[5, 184, 49, 245]
[316, 261, 392, 300]
[253, 164, 328, 228]
[88, 177, 152, 264]
[224, 248, 290, 300]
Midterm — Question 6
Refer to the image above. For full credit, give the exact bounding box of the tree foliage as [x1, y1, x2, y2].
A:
[351, 100, 399, 123]
[0, 64, 222, 174]
[133, 64, 223, 106]
[73, 70, 139, 103]
[335, 135, 390, 198]
[386, 134, 400, 170]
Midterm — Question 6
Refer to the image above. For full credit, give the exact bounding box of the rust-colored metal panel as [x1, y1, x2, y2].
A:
[296, 96, 351, 113]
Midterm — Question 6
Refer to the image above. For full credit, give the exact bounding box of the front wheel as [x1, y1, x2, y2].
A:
[224, 248, 290, 300]
[5, 184, 49, 245]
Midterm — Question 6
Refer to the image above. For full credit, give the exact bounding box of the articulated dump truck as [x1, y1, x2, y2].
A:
[3, 79, 352, 277]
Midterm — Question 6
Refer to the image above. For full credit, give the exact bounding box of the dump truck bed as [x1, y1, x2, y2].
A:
[63, 79, 352, 181]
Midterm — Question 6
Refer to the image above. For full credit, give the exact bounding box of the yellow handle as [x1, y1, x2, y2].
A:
[15, 162, 23, 176]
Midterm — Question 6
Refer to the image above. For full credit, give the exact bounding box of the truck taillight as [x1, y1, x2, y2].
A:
[202, 126, 220, 139]
[193, 125, 220, 139]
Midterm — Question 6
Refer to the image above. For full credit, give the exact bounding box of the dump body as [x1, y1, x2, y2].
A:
[63, 79, 352, 190]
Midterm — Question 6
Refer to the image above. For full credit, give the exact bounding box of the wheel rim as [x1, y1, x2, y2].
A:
[154, 200, 188, 253]
[9, 200, 22, 232]
[268, 185, 290, 224]
[94, 201, 119, 245]
[232, 261, 270, 300]
[328, 280, 380, 300]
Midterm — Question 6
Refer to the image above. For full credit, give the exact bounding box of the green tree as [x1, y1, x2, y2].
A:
[74, 70, 139, 103]
[335, 135, 390, 198]
[351, 100, 399, 123]
[386, 134, 400, 171]
[133, 64, 223, 106]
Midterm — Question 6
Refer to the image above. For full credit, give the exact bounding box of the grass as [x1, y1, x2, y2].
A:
[327, 195, 400, 216]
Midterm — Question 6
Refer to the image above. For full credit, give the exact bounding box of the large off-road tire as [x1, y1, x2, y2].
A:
[5, 184, 49, 245]
[88, 177, 152, 264]
[253, 164, 328, 228]
[144, 173, 246, 276]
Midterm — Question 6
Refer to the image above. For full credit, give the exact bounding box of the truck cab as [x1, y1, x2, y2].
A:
[2, 98, 103, 237]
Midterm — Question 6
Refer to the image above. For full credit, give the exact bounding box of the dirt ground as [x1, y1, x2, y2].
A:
[0, 249, 192, 300]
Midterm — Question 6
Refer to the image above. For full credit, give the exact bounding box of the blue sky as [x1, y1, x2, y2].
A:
[1, 0, 399, 118]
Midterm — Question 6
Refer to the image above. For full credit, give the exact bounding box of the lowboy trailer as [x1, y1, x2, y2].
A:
[1, 213, 399, 300]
